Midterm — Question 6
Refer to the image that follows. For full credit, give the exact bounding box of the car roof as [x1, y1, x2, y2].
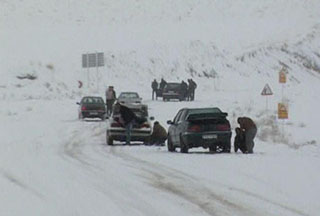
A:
[166, 82, 180, 85]
[82, 96, 104, 99]
[119, 92, 139, 94]
[185, 107, 222, 114]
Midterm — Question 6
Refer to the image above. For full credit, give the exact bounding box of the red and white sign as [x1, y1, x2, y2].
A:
[261, 84, 273, 96]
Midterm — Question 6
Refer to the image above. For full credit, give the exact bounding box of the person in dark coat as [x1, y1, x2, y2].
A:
[151, 79, 158, 100]
[234, 127, 247, 153]
[114, 102, 137, 145]
[159, 78, 167, 92]
[180, 81, 188, 101]
[105, 86, 117, 116]
[237, 117, 257, 153]
[188, 79, 197, 101]
[149, 121, 167, 146]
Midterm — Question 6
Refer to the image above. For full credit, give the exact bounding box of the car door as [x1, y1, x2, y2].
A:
[169, 110, 183, 144]
[175, 110, 188, 145]
[171, 109, 185, 144]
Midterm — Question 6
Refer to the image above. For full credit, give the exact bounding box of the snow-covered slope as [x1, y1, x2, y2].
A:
[1, 0, 320, 215]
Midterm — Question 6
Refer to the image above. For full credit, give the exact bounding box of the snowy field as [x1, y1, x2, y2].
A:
[1, 0, 320, 215]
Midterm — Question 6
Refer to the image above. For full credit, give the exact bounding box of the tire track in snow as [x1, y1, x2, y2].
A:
[1, 169, 44, 199]
[105, 147, 309, 216]
[106, 147, 256, 216]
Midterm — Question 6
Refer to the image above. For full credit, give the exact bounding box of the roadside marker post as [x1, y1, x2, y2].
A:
[261, 84, 273, 111]
[278, 67, 288, 141]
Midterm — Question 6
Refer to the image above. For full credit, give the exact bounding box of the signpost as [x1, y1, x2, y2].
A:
[278, 67, 288, 140]
[82, 52, 105, 91]
[261, 83, 273, 111]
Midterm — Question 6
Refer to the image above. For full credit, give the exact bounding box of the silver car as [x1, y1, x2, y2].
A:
[106, 103, 154, 145]
[117, 92, 142, 105]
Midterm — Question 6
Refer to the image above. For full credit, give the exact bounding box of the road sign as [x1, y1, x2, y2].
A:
[261, 84, 273, 96]
[278, 103, 288, 119]
[82, 52, 104, 68]
[279, 68, 287, 83]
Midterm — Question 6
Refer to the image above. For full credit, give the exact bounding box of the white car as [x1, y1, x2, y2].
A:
[117, 92, 142, 105]
[106, 103, 154, 145]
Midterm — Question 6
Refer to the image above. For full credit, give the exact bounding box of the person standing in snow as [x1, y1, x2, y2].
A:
[151, 79, 158, 100]
[159, 78, 167, 93]
[188, 79, 197, 101]
[237, 117, 257, 153]
[105, 86, 117, 116]
[114, 102, 137, 145]
[234, 127, 247, 153]
[180, 80, 188, 101]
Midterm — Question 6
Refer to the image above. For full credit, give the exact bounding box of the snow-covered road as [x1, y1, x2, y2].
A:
[1, 99, 319, 216]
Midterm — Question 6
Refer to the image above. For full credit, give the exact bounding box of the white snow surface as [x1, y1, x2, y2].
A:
[1, 0, 320, 215]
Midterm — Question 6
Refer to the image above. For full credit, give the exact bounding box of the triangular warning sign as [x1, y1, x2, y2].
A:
[261, 84, 273, 96]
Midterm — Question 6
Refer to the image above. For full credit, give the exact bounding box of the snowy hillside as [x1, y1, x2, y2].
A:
[1, 0, 320, 215]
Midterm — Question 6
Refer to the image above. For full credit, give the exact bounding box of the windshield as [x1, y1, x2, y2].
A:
[119, 92, 139, 99]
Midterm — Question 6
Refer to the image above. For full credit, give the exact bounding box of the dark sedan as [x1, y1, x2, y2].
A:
[77, 96, 106, 120]
[167, 107, 232, 153]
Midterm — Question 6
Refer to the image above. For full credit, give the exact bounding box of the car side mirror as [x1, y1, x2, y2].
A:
[167, 120, 173, 125]
[150, 116, 155, 121]
[76, 102, 80, 105]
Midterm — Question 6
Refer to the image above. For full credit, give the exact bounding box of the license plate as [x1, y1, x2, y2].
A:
[202, 134, 217, 139]
[90, 112, 98, 115]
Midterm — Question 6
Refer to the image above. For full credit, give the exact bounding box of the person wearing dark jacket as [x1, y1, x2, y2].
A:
[115, 102, 137, 145]
[180, 81, 188, 101]
[234, 127, 246, 153]
[105, 86, 117, 116]
[149, 121, 167, 146]
[188, 79, 197, 101]
[237, 117, 257, 153]
[151, 79, 158, 100]
[159, 78, 167, 92]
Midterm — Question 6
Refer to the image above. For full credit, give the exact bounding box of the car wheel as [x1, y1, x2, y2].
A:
[180, 135, 188, 153]
[107, 132, 113, 146]
[209, 145, 217, 153]
[167, 135, 175, 152]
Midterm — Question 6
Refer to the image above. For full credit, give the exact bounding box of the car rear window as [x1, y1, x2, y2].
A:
[187, 108, 226, 120]
[119, 93, 139, 99]
[165, 83, 180, 90]
[83, 97, 104, 104]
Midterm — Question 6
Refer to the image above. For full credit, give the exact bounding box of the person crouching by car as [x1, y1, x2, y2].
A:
[234, 127, 246, 153]
[149, 121, 167, 146]
[237, 117, 257, 153]
[115, 102, 137, 145]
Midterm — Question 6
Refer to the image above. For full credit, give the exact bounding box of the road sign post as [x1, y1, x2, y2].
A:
[82, 52, 105, 92]
[261, 83, 273, 111]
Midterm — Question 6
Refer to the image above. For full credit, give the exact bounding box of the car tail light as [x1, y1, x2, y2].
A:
[111, 122, 123, 127]
[81, 106, 86, 111]
[188, 125, 201, 132]
[217, 124, 230, 131]
[140, 123, 150, 128]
